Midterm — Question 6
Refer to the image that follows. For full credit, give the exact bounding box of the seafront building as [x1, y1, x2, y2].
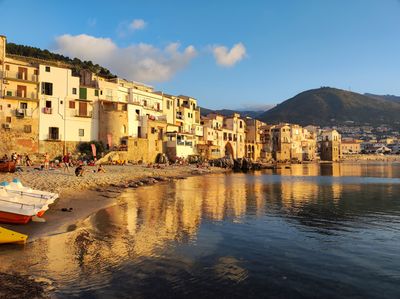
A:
[0, 34, 342, 163]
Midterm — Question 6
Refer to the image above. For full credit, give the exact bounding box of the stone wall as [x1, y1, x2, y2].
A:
[127, 137, 165, 163]
[38, 140, 80, 159]
[0, 129, 39, 155]
[127, 138, 148, 163]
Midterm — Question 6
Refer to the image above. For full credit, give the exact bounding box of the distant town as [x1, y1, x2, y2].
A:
[0, 34, 398, 166]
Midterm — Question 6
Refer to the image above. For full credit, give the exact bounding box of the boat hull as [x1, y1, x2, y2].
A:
[0, 227, 28, 244]
[0, 161, 16, 173]
[0, 211, 31, 224]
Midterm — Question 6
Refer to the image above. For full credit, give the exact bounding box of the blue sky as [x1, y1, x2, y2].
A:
[1, 0, 400, 110]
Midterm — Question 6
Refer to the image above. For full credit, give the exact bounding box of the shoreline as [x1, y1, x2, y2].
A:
[0, 164, 228, 241]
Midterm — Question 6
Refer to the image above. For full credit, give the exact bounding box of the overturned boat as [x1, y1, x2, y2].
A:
[0, 179, 58, 224]
[0, 226, 28, 244]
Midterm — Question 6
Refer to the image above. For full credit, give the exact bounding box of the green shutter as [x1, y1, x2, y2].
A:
[79, 88, 87, 100]
[94, 89, 99, 96]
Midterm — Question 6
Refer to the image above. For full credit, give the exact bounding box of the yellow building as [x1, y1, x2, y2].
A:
[245, 118, 266, 161]
[0, 35, 40, 154]
[320, 129, 341, 161]
[271, 124, 291, 162]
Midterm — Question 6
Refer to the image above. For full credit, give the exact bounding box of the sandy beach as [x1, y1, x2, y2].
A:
[0, 164, 227, 240]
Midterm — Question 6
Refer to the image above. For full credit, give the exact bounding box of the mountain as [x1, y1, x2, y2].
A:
[259, 87, 400, 126]
[364, 93, 400, 103]
[200, 107, 264, 119]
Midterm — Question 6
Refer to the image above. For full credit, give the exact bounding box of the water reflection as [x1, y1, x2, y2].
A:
[1, 163, 400, 298]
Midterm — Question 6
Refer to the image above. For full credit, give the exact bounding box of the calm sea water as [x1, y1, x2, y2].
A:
[1, 162, 400, 298]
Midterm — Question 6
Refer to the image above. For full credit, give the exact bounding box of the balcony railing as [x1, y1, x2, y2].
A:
[3, 90, 38, 100]
[47, 133, 60, 141]
[67, 109, 93, 118]
[43, 107, 52, 114]
[2, 71, 38, 82]
[76, 110, 93, 118]
[14, 108, 34, 118]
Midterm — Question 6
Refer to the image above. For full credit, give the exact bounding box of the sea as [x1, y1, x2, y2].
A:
[1, 162, 400, 298]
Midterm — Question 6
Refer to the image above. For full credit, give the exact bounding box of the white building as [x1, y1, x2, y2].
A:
[39, 64, 98, 153]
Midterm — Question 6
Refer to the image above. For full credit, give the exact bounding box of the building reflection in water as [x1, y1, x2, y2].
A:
[2, 162, 397, 289]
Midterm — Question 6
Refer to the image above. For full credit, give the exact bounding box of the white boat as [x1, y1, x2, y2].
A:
[0, 179, 59, 221]
[0, 189, 42, 224]
[3, 179, 58, 203]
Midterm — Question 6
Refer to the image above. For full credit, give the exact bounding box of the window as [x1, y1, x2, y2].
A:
[24, 125, 32, 133]
[167, 100, 170, 109]
[6, 91, 12, 96]
[69, 101, 75, 109]
[6, 117, 11, 123]
[5, 65, 10, 71]
[7, 104, 11, 108]
[72, 88, 77, 95]
[45, 66, 51, 72]
[41, 82, 53, 95]
[49, 127, 59, 140]
[34, 70, 38, 75]
[78, 129, 84, 137]
[94, 89, 99, 97]
[20, 102, 28, 109]
[240, 121, 243, 129]
[79, 88, 87, 100]
[45, 101, 52, 108]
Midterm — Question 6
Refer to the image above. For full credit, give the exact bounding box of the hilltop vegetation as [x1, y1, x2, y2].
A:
[259, 87, 400, 127]
[6, 42, 116, 78]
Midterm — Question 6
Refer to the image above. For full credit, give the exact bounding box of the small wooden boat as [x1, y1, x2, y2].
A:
[0, 179, 58, 220]
[0, 161, 16, 173]
[0, 226, 28, 244]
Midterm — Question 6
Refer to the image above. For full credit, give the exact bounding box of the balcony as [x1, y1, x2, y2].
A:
[47, 133, 61, 141]
[43, 107, 53, 114]
[2, 71, 38, 83]
[14, 108, 34, 118]
[3, 90, 38, 101]
[75, 110, 93, 118]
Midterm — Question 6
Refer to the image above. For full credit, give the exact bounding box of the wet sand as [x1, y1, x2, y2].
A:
[0, 164, 226, 240]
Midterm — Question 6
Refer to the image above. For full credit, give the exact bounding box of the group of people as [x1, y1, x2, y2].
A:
[1, 151, 107, 177]
[1, 152, 32, 166]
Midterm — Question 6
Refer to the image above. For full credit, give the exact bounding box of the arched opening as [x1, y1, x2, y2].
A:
[225, 142, 234, 158]
[251, 145, 255, 160]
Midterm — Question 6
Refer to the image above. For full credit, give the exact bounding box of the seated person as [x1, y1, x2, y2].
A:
[75, 165, 85, 177]
[97, 165, 106, 173]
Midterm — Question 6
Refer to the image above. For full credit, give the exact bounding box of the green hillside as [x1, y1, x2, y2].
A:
[6, 42, 116, 78]
[259, 87, 400, 126]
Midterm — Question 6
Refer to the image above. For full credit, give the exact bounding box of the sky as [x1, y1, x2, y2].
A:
[1, 0, 400, 110]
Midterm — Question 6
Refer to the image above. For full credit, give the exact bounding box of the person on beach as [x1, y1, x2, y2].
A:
[97, 164, 106, 173]
[25, 154, 32, 166]
[63, 153, 71, 172]
[75, 164, 85, 177]
[44, 152, 50, 170]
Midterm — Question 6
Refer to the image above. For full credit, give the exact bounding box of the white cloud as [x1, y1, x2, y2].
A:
[129, 19, 146, 31]
[212, 43, 246, 67]
[54, 34, 196, 82]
